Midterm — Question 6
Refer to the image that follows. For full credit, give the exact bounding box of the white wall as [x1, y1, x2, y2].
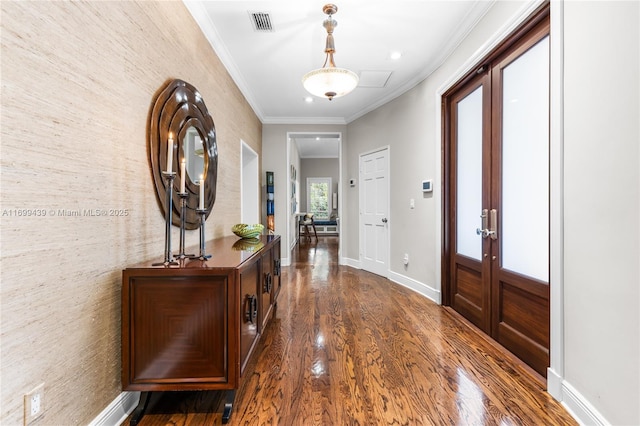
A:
[288, 139, 301, 249]
[562, 1, 639, 424]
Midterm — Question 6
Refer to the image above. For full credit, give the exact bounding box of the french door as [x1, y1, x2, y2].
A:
[444, 9, 550, 376]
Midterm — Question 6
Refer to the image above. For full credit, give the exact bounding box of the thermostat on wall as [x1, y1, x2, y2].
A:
[422, 179, 433, 193]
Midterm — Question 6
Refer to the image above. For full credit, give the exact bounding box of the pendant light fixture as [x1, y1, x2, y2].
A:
[302, 4, 358, 101]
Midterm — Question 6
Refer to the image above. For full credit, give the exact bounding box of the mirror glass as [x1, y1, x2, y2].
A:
[182, 127, 206, 182]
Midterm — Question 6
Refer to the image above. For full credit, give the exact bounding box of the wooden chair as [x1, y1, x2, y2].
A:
[300, 213, 318, 240]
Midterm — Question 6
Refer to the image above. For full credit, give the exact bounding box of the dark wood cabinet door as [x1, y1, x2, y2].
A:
[271, 239, 282, 303]
[123, 272, 232, 390]
[260, 248, 274, 331]
[239, 260, 259, 374]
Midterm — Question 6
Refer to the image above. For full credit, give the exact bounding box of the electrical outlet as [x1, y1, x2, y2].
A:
[24, 383, 44, 425]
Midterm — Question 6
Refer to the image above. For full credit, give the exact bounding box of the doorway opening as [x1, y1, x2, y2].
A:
[287, 132, 342, 260]
[241, 141, 259, 225]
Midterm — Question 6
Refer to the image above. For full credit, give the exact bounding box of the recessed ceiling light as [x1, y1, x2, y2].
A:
[304, 96, 314, 103]
[390, 51, 402, 60]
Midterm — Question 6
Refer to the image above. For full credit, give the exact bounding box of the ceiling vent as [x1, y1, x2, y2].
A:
[249, 11, 274, 32]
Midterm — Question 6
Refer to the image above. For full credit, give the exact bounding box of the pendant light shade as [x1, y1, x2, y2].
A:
[302, 67, 359, 100]
[302, 4, 358, 101]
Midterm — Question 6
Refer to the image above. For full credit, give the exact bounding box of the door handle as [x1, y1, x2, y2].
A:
[476, 209, 490, 238]
[476, 208, 496, 239]
[382, 218, 388, 223]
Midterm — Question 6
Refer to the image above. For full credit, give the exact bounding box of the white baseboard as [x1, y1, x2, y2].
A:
[338, 260, 440, 304]
[387, 270, 441, 304]
[561, 381, 609, 426]
[341, 257, 361, 269]
[89, 391, 140, 426]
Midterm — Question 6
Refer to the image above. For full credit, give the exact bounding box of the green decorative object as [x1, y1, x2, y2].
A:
[232, 223, 264, 239]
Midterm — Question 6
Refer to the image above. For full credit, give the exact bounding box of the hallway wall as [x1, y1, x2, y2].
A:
[563, 1, 639, 423]
[0, 2, 261, 424]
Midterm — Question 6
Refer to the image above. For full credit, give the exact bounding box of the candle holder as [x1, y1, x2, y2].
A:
[196, 208, 212, 261]
[176, 191, 196, 260]
[153, 171, 179, 266]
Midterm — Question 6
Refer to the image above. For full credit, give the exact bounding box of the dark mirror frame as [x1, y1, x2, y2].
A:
[149, 79, 218, 229]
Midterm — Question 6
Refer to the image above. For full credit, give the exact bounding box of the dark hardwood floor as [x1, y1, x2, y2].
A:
[124, 236, 576, 425]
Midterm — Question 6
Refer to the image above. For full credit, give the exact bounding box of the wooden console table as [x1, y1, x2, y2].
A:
[121, 235, 281, 424]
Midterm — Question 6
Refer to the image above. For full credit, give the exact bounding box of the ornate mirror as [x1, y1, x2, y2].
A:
[149, 79, 218, 229]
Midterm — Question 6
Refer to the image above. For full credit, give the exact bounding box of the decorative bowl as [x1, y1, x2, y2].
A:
[232, 223, 264, 239]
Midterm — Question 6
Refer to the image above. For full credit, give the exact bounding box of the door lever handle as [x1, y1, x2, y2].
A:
[476, 227, 491, 238]
[476, 209, 491, 238]
[476, 209, 497, 239]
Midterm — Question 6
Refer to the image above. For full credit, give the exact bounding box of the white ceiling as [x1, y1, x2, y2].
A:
[183, 0, 495, 126]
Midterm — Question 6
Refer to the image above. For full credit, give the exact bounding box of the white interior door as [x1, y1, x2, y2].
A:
[360, 148, 389, 276]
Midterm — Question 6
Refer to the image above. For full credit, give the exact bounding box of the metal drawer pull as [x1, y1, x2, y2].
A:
[263, 273, 273, 293]
[244, 294, 258, 324]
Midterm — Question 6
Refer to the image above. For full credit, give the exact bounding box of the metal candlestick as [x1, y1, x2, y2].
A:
[176, 191, 196, 260]
[196, 208, 212, 260]
[153, 171, 179, 266]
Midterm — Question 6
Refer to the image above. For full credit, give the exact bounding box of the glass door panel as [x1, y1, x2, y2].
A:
[456, 86, 484, 261]
[501, 36, 550, 282]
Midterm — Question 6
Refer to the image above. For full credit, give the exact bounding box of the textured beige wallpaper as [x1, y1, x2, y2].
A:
[0, 1, 261, 424]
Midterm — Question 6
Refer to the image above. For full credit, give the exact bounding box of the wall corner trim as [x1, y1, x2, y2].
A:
[88, 391, 140, 426]
[546, 367, 563, 401]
